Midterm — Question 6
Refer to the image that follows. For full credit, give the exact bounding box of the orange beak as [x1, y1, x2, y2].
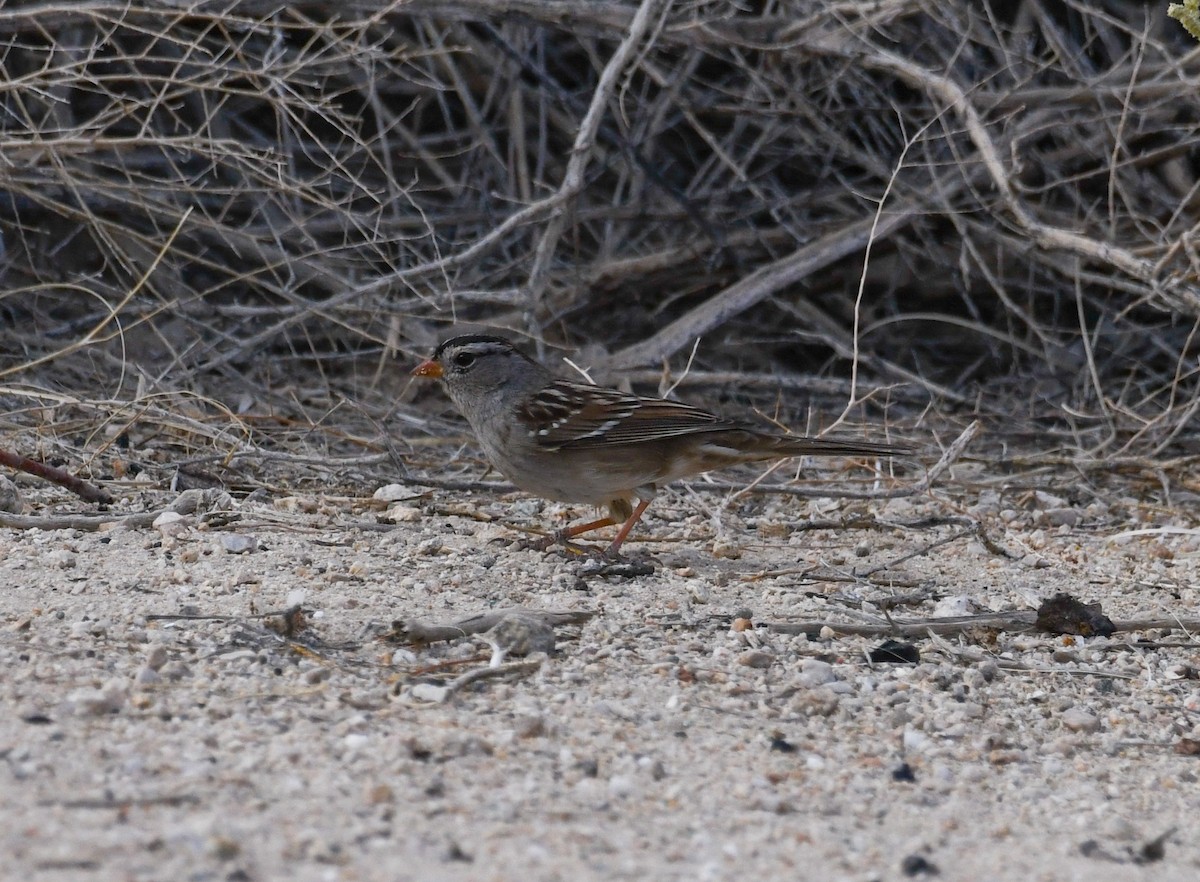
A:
[412, 359, 443, 379]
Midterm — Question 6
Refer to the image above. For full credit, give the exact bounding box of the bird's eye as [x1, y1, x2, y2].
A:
[452, 352, 476, 369]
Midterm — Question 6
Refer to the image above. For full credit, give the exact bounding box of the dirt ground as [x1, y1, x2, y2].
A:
[2, 442, 1199, 882]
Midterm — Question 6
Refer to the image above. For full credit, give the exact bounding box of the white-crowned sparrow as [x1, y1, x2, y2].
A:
[414, 334, 906, 554]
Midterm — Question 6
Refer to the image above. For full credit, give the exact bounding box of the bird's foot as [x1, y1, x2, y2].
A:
[518, 530, 603, 557]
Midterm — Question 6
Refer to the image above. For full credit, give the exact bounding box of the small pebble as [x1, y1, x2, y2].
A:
[153, 511, 188, 536]
[711, 539, 742, 559]
[1041, 508, 1080, 527]
[159, 661, 192, 680]
[513, 715, 546, 739]
[415, 538, 445, 556]
[69, 681, 126, 716]
[1060, 708, 1101, 733]
[373, 484, 411, 503]
[409, 683, 449, 703]
[221, 534, 258, 554]
[0, 476, 22, 513]
[274, 496, 318, 513]
[485, 614, 555, 667]
[391, 648, 418, 666]
[49, 550, 77, 570]
[737, 650, 773, 669]
[135, 667, 162, 686]
[637, 756, 666, 780]
[756, 522, 789, 539]
[364, 783, 394, 805]
[932, 595, 982, 617]
[798, 659, 836, 687]
[608, 774, 637, 799]
[383, 505, 423, 523]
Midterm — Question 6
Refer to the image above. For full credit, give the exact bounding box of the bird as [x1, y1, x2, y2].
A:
[413, 334, 906, 555]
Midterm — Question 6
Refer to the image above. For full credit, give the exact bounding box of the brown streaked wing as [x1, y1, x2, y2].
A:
[519, 381, 735, 449]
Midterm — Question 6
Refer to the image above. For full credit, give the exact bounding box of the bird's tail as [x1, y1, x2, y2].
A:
[754, 434, 911, 459]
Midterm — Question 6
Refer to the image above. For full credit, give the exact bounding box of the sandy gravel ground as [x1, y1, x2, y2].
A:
[2, 461, 1199, 882]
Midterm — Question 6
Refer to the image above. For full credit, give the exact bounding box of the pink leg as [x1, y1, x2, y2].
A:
[559, 515, 616, 540]
[605, 498, 651, 555]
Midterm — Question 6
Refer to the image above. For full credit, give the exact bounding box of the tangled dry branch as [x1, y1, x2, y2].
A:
[1, 0, 1199, 459]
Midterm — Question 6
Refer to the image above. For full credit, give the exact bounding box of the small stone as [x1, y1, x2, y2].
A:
[159, 661, 192, 680]
[208, 837, 241, 861]
[853, 540, 871, 558]
[513, 715, 546, 739]
[1104, 817, 1138, 841]
[1032, 490, 1067, 509]
[798, 659, 836, 687]
[902, 727, 932, 753]
[364, 783, 394, 805]
[391, 648, 418, 666]
[1041, 508, 1080, 527]
[987, 749, 1024, 765]
[373, 484, 413, 503]
[1060, 708, 1101, 733]
[900, 854, 940, 877]
[756, 522, 789, 539]
[484, 614, 555, 667]
[637, 756, 667, 780]
[0, 476, 23, 513]
[70, 619, 107, 638]
[415, 538, 444, 556]
[932, 595, 983, 617]
[608, 774, 637, 799]
[221, 534, 258, 554]
[409, 683, 449, 703]
[383, 505, 423, 523]
[145, 645, 169, 671]
[1047, 737, 1078, 757]
[790, 688, 839, 717]
[69, 680, 126, 716]
[737, 650, 774, 669]
[274, 496, 318, 513]
[153, 511, 188, 536]
[303, 667, 331, 684]
[49, 550, 77, 570]
[711, 539, 742, 559]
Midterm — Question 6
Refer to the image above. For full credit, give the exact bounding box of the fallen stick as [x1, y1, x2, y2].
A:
[0, 488, 220, 531]
[0, 448, 111, 505]
[765, 612, 1200, 639]
[388, 607, 597, 645]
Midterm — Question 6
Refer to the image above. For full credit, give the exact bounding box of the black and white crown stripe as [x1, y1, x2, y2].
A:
[435, 336, 517, 364]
